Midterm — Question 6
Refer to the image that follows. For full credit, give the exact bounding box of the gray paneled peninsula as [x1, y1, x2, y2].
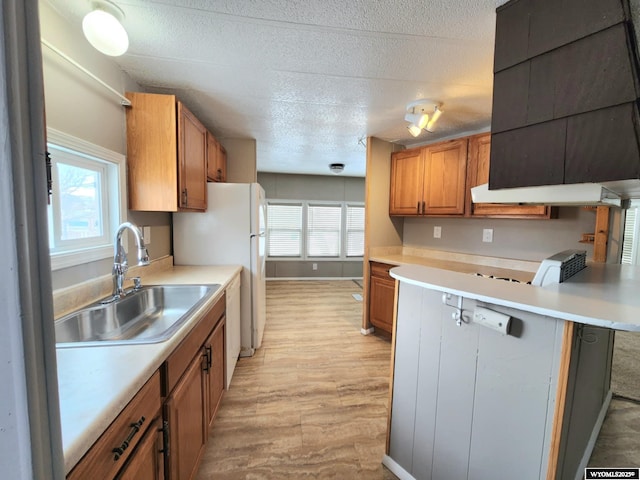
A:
[384, 263, 639, 480]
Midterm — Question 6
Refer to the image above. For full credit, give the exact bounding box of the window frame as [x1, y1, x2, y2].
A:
[266, 201, 304, 258]
[46, 128, 126, 270]
[266, 199, 364, 261]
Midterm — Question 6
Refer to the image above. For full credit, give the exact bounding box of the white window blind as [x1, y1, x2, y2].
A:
[346, 205, 364, 257]
[622, 207, 637, 264]
[267, 204, 302, 257]
[307, 205, 341, 257]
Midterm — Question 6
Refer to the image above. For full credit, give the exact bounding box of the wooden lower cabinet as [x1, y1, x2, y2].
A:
[117, 418, 165, 480]
[67, 295, 227, 480]
[67, 372, 162, 480]
[162, 294, 226, 480]
[205, 317, 225, 428]
[164, 353, 207, 480]
[369, 262, 395, 335]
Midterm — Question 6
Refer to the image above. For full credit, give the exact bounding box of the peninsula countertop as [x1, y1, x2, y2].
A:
[390, 262, 640, 332]
[56, 264, 242, 474]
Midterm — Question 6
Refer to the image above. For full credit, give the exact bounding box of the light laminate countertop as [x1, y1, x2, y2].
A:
[390, 263, 640, 332]
[57, 265, 242, 474]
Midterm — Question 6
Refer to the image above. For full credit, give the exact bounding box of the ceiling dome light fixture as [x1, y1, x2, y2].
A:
[329, 163, 345, 174]
[82, 1, 129, 56]
[404, 100, 444, 137]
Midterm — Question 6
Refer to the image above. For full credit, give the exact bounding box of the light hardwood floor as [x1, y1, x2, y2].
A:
[195, 280, 397, 479]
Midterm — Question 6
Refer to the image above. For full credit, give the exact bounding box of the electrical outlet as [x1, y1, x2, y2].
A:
[433, 226, 442, 238]
[143, 226, 151, 244]
[312, 263, 318, 271]
[482, 228, 493, 243]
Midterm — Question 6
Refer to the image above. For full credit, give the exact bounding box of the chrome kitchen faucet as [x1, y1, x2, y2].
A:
[111, 222, 150, 300]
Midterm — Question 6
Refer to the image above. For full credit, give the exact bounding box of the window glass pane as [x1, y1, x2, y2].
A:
[346, 205, 364, 257]
[267, 204, 302, 257]
[308, 205, 341, 257]
[57, 162, 103, 240]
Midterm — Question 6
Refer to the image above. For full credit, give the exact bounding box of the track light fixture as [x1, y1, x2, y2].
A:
[404, 101, 444, 137]
[83, 1, 129, 56]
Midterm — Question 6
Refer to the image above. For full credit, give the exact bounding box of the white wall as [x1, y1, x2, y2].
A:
[39, 1, 171, 290]
[403, 208, 605, 261]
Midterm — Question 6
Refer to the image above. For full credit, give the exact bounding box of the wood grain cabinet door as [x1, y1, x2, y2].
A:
[368, 262, 395, 335]
[204, 317, 225, 429]
[164, 351, 207, 480]
[178, 102, 207, 211]
[206, 131, 227, 183]
[116, 417, 164, 480]
[423, 139, 468, 215]
[389, 149, 425, 215]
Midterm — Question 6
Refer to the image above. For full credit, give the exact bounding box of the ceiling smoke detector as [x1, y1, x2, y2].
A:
[329, 163, 345, 174]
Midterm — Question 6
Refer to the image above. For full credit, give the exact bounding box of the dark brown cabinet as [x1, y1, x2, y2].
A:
[368, 262, 395, 335]
[467, 133, 550, 218]
[490, 0, 640, 189]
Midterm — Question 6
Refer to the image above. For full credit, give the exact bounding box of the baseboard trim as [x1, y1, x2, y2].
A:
[382, 455, 415, 480]
[266, 277, 363, 281]
[361, 327, 375, 335]
[572, 389, 613, 480]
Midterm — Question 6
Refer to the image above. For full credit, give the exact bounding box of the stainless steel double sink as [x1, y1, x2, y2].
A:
[55, 284, 220, 348]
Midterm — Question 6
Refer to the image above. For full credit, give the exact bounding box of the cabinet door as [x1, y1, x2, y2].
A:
[469, 134, 550, 218]
[178, 102, 207, 211]
[116, 418, 164, 480]
[164, 352, 207, 480]
[217, 141, 227, 183]
[389, 149, 424, 215]
[125, 92, 179, 212]
[368, 263, 395, 335]
[205, 317, 225, 428]
[423, 139, 468, 215]
[206, 132, 227, 183]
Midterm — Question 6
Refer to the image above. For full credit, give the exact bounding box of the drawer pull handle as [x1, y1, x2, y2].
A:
[202, 346, 212, 372]
[113, 416, 145, 461]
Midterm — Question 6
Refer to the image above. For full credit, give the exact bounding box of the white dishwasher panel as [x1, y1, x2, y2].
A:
[225, 273, 241, 389]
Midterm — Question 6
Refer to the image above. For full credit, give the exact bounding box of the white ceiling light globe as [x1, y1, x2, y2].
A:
[82, 9, 129, 56]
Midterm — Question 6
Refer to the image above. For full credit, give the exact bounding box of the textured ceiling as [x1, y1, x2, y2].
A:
[44, 0, 507, 177]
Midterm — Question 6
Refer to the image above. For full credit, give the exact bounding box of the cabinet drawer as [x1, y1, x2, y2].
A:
[163, 293, 226, 395]
[68, 371, 162, 480]
[370, 262, 394, 279]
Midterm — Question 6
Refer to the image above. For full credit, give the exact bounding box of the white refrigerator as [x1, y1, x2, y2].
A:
[173, 183, 267, 362]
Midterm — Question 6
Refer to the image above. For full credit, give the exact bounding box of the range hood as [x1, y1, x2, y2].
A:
[487, 0, 640, 197]
[471, 182, 624, 207]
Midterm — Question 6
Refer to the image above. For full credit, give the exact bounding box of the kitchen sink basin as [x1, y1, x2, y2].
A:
[55, 284, 220, 347]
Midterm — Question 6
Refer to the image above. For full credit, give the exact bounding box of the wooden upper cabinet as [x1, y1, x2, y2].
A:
[467, 133, 551, 218]
[206, 131, 227, 183]
[390, 139, 468, 216]
[423, 139, 467, 215]
[126, 92, 207, 212]
[178, 102, 207, 211]
[389, 149, 424, 215]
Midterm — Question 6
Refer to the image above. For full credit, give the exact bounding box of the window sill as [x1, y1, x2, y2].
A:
[50, 245, 112, 271]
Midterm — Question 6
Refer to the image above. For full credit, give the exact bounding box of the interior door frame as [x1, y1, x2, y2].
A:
[1, 1, 64, 478]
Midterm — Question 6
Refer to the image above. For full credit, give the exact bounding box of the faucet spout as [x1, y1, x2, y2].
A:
[112, 222, 150, 298]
